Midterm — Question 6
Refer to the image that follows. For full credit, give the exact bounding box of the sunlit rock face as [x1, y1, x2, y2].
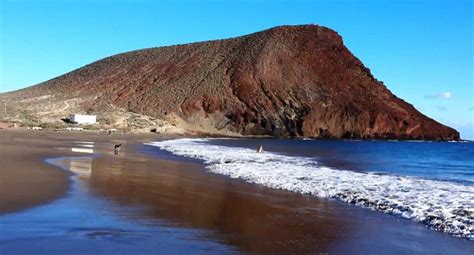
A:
[1, 25, 459, 140]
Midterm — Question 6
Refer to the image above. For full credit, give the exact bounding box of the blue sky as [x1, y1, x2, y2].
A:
[1, 0, 473, 139]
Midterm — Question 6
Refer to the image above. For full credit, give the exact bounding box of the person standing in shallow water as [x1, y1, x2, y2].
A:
[256, 145, 264, 153]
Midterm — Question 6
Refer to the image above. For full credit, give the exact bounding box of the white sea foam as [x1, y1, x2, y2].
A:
[147, 138, 474, 239]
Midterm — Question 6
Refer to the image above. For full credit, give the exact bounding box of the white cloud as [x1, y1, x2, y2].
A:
[424, 91, 452, 99]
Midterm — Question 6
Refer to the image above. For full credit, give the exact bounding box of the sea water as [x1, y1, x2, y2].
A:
[148, 138, 474, 239]
[0, 156, 236, 254]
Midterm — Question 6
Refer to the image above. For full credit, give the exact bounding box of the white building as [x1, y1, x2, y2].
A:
[69, 114, 96, 124]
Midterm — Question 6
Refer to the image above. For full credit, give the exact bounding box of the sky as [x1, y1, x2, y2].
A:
[1, 0, 473, 139]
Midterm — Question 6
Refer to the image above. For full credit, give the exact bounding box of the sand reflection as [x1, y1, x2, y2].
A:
[54, 144, 473, 254]
[71, 148, 94, 154]
[81, 150, 358, 254]
[70, 141, 95, 154]
[67, 157, 93, 178]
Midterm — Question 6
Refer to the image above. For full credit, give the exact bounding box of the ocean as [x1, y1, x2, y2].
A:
[148, 138, 474, 239]
[2, 136, 473, 254]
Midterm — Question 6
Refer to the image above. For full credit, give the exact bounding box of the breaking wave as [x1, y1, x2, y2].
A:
[147, 138, 474, 239]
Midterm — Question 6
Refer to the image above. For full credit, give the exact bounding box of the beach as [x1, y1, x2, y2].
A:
[0, 130, 472, 254]
[0, 130, 72, 214]
[0, 130, 161, 214]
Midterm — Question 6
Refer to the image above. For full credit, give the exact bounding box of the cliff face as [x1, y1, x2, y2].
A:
[0, 25, 459, 140]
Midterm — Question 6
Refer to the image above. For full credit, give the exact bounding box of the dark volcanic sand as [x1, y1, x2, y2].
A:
[0, 130, 472, 254]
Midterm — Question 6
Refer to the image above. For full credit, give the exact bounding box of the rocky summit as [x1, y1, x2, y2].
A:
[0, 25, 459, 140]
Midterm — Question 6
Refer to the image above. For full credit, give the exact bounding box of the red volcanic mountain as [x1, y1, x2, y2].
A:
[0, 25, 459, 140]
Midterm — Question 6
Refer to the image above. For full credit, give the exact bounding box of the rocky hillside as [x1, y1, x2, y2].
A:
[0, 25, 459, 140]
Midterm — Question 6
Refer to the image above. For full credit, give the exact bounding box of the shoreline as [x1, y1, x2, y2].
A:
[149, 138, 474, 239]
[0, 129, 169, 214]
[0, 131, 72, 214]
[1, 125, 466, 141]
[1, 152, 236, 254]
[1, 130, 472, 254]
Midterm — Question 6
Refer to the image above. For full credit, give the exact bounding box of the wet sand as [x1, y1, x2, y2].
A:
[0, 130, 473, 254]
[0, 130, 72, 213]
[0, 130, 164, 214]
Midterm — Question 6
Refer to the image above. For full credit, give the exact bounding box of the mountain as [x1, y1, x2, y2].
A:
[0, 24, 459, 140]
